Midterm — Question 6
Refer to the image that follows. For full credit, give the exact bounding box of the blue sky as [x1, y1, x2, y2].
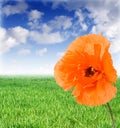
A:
[0, 0, 120, 75]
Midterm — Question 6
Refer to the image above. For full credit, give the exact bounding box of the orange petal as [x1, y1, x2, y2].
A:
[54, 51, 79, 90]
[72, 83, 82, 97]
[76, 79, 117, 106]
[67, 34, 110, 57]
[102, 51, 117, 83]
[54, 63, 75, 90]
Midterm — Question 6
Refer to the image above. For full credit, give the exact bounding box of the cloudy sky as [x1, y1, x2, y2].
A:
[0, 0, 120, 75]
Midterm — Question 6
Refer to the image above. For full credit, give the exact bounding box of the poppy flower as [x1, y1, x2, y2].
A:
[54, 34, 117, 106]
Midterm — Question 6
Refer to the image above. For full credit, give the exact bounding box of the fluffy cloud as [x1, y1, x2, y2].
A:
[0, 26, 29, 54]
[0, 27, 17, 54]
[75, 9, 84, 22]
[28, 20, 40, 29]
[0, 25, 65, 55]
[9, 26, 29, 43]
[28, 14, 72, 33]
[36, 48, 47, 56]
[18, 48, 31, 55]
[43, 0, 84, 10]
[28, 10, 44, 29]
[30, 31, 64, 44]
[41, 23, 51, 33]
[49, 15, 72, 30]
[75, 9, 88, 31]
[28, 10, 44, 21]
[2, 1, 28, 16]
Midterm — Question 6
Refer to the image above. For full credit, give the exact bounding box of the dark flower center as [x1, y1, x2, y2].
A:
[85, 66, 97, 77]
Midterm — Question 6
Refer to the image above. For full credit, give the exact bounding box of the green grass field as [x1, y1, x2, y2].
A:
[0, 76, 120, 128]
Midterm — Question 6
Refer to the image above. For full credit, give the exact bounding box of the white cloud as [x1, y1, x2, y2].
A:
[41, 23, 51, 33]
[0, 26, 29, 55]
[28, 10, 44, 29]
[33, 15, 73, 40]
[41, 0, 69, 9]
[49, 0, 84, 10]
[55, 16, 72, 29]
[2, 1, 28, 16]
[9, 26, 29, 44]
[81, 23, 88, 31]
[75, 9, 88, 31]
[30, 31, 64, 44]
[75, 9, 84, 22]
[27, 11, 72, 33]
[49, 15, 72, 30]
[18, 48, 31, 55]
[27, 20, 40, 29]
[28, 10, 44, 21]
[36, 48, 47, 56]
[0, 27, 17, 54]
[0, 24, 65, 55]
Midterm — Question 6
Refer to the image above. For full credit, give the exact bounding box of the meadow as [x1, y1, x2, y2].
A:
[0, 76, 120, 128]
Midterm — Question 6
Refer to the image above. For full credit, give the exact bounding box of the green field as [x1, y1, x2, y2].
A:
[0, 76, 120, 128]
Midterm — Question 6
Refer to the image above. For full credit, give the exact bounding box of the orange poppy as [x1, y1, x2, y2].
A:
[54, 34, 117, 106]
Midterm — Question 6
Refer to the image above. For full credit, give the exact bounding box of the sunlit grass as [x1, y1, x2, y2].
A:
[0, 76, 120, 128]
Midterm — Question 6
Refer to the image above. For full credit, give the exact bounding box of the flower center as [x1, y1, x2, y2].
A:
[85, 66, 97, 77]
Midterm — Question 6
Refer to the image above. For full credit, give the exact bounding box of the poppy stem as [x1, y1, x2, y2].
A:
[106, 103, 116, 128]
